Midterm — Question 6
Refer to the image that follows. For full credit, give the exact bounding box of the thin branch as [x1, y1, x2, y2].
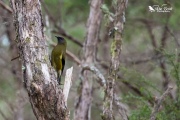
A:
[41, 1, 83, 47]
[0, 1, 12, 13]
[166, 26, 180, 47]
[140, 15, 171, 93]
[66, 50, 81, 65]
[11, 55, 20, 61]
[124, 54, 163, 65]
[0, 109, 9, 120]
[121, 80, 153, 105]
[0, 92, 14, 114]
[114, 94, 129, 120]
[150, 86, 173, 120]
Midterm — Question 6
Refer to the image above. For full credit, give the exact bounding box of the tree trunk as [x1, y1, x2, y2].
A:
[10, 0, 69, 119]
[103, 0, 128, 120]
[0, 4, 25, 120]
[74, 0, 103, 120]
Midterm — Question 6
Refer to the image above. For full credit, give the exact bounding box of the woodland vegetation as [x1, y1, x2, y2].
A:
[0, 0, 179, 120]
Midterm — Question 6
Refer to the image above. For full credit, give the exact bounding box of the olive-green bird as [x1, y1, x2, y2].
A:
[51, 36, 67, 85]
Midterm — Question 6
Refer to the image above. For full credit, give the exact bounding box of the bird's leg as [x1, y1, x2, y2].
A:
[57, 72, 63, 85]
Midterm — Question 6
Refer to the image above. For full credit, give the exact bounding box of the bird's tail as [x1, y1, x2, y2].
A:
[57, 72, 61, 85]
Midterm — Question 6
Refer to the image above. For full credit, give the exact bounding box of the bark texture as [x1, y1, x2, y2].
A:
[74, 0, 103, 120]
[103, 0, 128, 120]
[10, 0, 69, 120]
[0, 4, 25, 120]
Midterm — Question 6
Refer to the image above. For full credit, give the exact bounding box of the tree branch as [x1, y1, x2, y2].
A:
[74, 0, 103, 120]
[103, 0, 128, 120]
[81, 64, 128, 120]
[150, 86, 173, 120]
[41, 1, 83, 47]
[0, 1, 12, 13]
[66, 50, 81, 65]
[81, 64, 106, 88]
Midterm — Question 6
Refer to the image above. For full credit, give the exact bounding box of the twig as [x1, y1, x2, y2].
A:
[66, 50, 81, 65]
[141, 15, 171, 93]
[11, 55, 20, 61]
[166, 27, 180, 47]
[63, 67, 73, 106]
[0, 1, 12, 13]
[124, 54, 163, 65]
[150, 86, 173, 120]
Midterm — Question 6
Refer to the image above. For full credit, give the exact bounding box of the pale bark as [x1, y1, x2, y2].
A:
[103, 0, 128, 120]
[10, 0, 69, 119]
[63, 67, 73, 106]
[74, 0, 103, 120]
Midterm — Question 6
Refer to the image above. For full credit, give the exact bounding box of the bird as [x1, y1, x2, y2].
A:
[51, 36, 67, 85]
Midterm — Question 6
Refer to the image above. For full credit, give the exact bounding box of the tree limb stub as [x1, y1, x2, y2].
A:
[63, 67, 73, 106]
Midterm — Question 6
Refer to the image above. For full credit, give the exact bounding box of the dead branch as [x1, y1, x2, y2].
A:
[63, 67, 73, 106]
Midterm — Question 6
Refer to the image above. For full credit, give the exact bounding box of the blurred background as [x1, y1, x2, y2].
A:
[0, 0, 180, 120]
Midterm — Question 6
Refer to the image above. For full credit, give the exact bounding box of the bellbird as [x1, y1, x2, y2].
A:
[51, 36, 67, 85]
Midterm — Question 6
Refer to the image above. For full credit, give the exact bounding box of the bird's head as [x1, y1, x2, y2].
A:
[55, 36, 66, 44]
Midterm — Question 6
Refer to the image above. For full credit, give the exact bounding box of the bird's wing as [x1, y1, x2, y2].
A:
[61, 53, 65, 74]
[51, 50, 55, 67]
